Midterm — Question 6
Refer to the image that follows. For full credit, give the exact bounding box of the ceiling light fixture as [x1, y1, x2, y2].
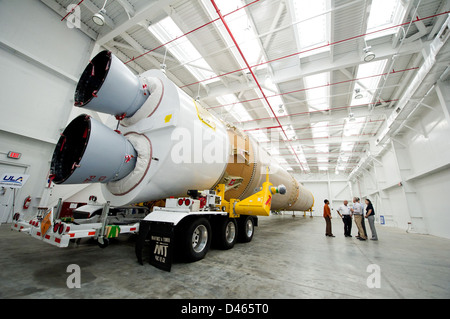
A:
[348, 112, 356, 121]
[354, 88, 363, 99]
[92, 0, 108, 26]
[363, 46, 376, 62]
[278, 104, 284, 114]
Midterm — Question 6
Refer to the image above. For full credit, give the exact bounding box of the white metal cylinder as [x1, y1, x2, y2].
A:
[74, 50, 149, 117]
[53, 51, 314, 212]
[51, 114, 137, 184]
[102, 69, 229, 206]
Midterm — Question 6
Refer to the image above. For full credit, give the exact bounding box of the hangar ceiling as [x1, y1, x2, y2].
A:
[42, 0, 450, 175]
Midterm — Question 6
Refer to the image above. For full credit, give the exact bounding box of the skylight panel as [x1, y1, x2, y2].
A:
[311, 121, 329, 139]
[148, 17, 219, 84]
[201, 0, 266, 68]
[268, 147, 280, 156]
[313, 139, 329, 171]
[217, 94, 252, 122]
[290, 0, 330, 58]
[281, 125, 297, 141]
[343, 117, 365, 137]
[315, 144, 329, 153]
[290, 145, 309, 172]
[256, 89, 277, 118]
[248, 130, 270, 143]
[351, 59, 387, 106]
[365, 0, 407, 40]
[340, 141, 355, 152]
[264, 77, 288, 117]
[336, 141, 353, 172]
[303, 72, 330, 111]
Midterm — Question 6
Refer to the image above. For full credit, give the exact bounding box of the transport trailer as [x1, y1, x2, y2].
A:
[136, 170, 286, 271]
[11, 171, 285, 271]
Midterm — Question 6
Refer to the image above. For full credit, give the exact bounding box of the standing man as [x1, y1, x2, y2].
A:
[337, 200, 352, 237]
[323, 199, 335, 237]
[351, 197, 367, 241]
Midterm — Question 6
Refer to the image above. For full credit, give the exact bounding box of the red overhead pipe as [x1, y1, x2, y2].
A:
[244, 119, 385, 132]
[273, 133, 375, 143]
[61, 0, 85, 22]
[277, 148, 366, 154]
[206, 66, 415, 110]
[210, 0, 305, 170]
[210, 0, 280, 127]
[180, 10, 450, 89]
[124, 0, 262, 65]
[239, 99, 398, 125]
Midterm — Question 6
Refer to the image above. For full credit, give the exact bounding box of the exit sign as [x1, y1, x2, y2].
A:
[7, 151, 21, 159]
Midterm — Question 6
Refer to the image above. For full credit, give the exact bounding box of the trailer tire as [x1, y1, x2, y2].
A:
[238, 215, 255, 243]
[213, 217, 237, 250]
[181, 217, 211, 262]
[97, 238, 109, 248]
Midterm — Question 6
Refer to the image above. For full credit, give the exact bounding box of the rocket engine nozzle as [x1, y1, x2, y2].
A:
[51, 114, 137, 185]
[74, 50, 149, 118]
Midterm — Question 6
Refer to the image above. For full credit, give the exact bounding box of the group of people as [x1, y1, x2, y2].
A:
[323, 197, 378, 241]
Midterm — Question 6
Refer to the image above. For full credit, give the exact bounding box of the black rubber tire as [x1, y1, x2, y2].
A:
[180, 217, 211, 262]
[213, 217, 238, 250]
[97, 237, 109, 248]
[237, 215, 255, 243]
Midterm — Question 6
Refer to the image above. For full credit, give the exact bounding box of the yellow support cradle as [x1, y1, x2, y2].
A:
[215, 168, 283, 218]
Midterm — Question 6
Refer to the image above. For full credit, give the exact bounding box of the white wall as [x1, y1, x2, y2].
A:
[295, 172, 352, 218]
[0, 0, 94, 220]
[350, 89, 450, 238]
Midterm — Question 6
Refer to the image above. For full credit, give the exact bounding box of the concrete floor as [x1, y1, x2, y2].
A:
[1, 215, 449, 299]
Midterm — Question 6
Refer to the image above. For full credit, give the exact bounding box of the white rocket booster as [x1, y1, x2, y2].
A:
[51, 51, 314, 211]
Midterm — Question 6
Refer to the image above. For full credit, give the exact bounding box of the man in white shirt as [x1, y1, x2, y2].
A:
[337, 200, 352, 237]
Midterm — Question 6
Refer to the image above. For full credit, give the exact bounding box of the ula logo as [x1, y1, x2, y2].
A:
[0, 173, 30, 189]
[3, 175, 23, 184]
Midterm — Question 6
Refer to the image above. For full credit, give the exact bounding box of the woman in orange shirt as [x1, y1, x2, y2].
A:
[323, 199, 335, 237]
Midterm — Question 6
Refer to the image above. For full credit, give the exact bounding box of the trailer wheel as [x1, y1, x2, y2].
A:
[181, 217, 211, 262]
[238, 216, 255, 243]
[97, 237, 109, 248]
[214, 217, 237, 250]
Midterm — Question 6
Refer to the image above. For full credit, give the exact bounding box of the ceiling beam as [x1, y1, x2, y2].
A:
[40, 0, 98, 40]
[116, 0, 136, 17]
[205, 39, 428, 99]
[120, 32, 194, 96]
[95, 0, 177, 46]
[236, 106, 388, 131]
[257, 135, 372, 147]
